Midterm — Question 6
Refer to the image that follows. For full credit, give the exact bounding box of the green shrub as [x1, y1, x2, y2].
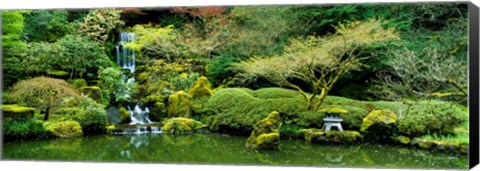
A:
[62, 96, 108, 135]
[2, 104, 35, 121]
[252, 87, 301, 99]
[2, 118, 49, 141]
[162, 117, 206, 134]
[24, 10, 71, 42]
[397, 100, 467, 137]
[71, 78, 88, 88]
[43, 120, 83, 138]
[98, 67, 136, 102]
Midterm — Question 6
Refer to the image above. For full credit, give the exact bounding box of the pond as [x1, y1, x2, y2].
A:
[2, 133, 468, 169]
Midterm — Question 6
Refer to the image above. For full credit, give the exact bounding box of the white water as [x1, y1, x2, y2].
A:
[116, 32, 136, 73]
[128, 105, 153, 125]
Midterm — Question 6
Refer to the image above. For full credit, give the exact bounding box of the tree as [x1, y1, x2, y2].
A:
[235, 19, 398, 111]
[10, 77, 80, 121]
[77, 9, 124, 43]
[373, 46, 467, 102]
[2, 11, 29, 87]
[24, 10, 71, 42]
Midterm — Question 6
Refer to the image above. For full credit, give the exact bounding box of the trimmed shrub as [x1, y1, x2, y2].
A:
[2, 118, 49, 141]
[2, 104, 35, 121]
[61, 96, 108, 135]
[251, 87, 301, 99]
[397, 100, 467, 137]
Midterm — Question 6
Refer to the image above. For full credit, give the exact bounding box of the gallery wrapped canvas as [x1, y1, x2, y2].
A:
[1, 1, 479, 170]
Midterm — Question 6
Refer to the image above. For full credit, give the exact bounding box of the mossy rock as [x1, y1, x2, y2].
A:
[2, 104, 35, 120]
[106, 124, 116, 134]
[188, 76, 213, 99]
[118, 106, 131, 124]
[47, 70, 70, 79]
[162, 117, 207, 134]
[303, 129, 361, 144]
[71, 78, 88, 88]
[360, 109, 398, 132]
[43, 121, 83, 138]
[318, 105, 348, 118]
[167, 91, 192, 118]
[360, 109, 398, 142]
[80, 86, 103, 103]
[246, 111, 282, 150]
[393, 135, 411, 145]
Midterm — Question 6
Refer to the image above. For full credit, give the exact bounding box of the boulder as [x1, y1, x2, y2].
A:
[118, 106, 131, 124]
[80, 86, 103, 103]
[43, 121, 83, 138]
[2, 104, 35, 121]
[162, 117, 207, 134]
[303, 129, 361, 144]
[360, 109, 398, 142]
[245, 111, 282, 150]
[167, 91, 192, 118]
[188, 76, 213, 98]
[393, 135, 411, 145]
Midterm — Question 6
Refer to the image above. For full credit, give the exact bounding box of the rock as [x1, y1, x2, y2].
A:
[360, 109, 398, 142]
[246, 111, 282, 150]
[418, 140, 432, 149]
[80, 86, 103, 103]
[303, 129, 361, 144]
[393, 135, 411, 145]
[188, 76, 213, 98]
[162, 117, 207, 134]
[118, 106, 131, 124]
[167, 91, 192, 118]
[2, 104, 35, 121]
[43, 121, 83, 138]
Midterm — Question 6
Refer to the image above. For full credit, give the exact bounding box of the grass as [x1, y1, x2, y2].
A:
[421, 121, 469, 144]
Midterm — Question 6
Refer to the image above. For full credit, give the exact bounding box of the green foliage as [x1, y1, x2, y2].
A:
[9, 77, 80, 120]
[251, 87, 301, 99]
[125, 24, 180, 61]
[397, 100, 467, 137]
[80, 86, 103, 103]
[58, 34, 110, 79]
[71, 78, 88, 88]
[98, 67, 135, 102]
[167, 91, 192, 118]
[24, 10, 71, 42]
[235, 19, 398, 111]
[246, 111, 282, 150]
[188, 76, 213, 98]
[64, 96, 109, 135]
[2, 104, 35, 121]
[77, 9, 124, 43]
[43, 120, 83, 138]
[2, 118, 49, 141]
[303, 129, 361, 144]
[2, 11, 29, 87]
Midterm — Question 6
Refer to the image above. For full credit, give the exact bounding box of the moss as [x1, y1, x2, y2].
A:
[252, 87, 301, 99]
[2, 104, 35, 120]
[188, 76, 213, 98]
[71, 78, 87, 88]
[43, 120, 83, 138]
[106, 124, 116, 134]
[360, 109, 398, 132]
[303, 129, 361, 144]
[162, 117, 207, 134]
[360, 109, 398, 142]
[246, 111, 282, 150]
[167, 91, 192, 118]
[394, 135, 411, 145]
[80, 86, 103, 103]
[47, 70, 70, 78]
[118, 106, 131, 124]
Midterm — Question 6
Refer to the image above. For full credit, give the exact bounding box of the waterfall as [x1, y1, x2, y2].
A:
[128, 105, 153, 125]
[116, 32, 136, 73]
[115, 32, 155, 126]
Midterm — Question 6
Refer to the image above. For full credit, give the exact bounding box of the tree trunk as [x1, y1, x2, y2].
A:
[43, 106, 50, 121]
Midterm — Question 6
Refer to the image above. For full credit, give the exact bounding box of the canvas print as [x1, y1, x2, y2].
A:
[1, 2, 471, 170]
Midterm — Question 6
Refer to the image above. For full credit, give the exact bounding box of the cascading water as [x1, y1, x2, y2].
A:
[115, 32, 155, 128]
[116, 32, 136, 73]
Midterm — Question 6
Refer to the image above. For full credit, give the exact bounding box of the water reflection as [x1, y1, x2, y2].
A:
[3, 134, 468, 169]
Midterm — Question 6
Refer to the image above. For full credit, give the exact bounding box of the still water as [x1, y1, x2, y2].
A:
[2, 133, 468, 169]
